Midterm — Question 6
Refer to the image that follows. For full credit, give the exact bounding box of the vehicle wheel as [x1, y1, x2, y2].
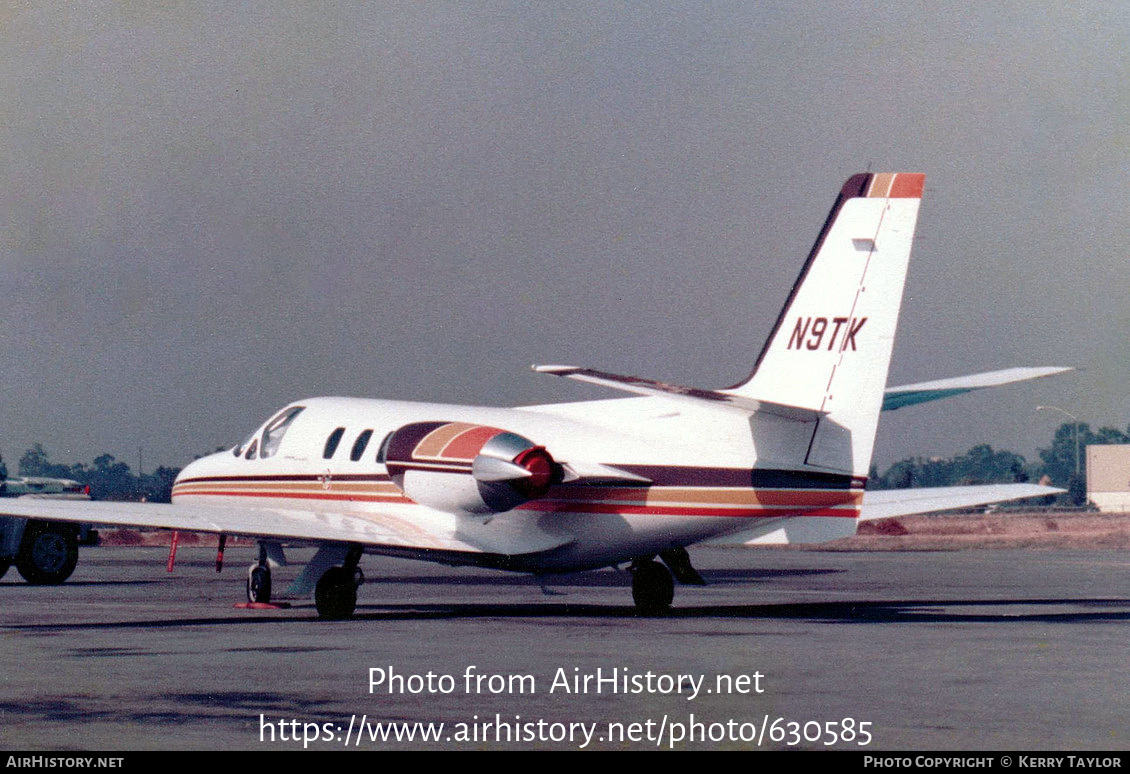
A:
[315, 566, 358, 620]
[16, 524, 79, 585]
[247, 564, 272, 603]
[0, 559, 10, 581]
[631, 559, 674, 614]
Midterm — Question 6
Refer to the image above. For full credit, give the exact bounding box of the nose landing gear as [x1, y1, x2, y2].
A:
[247, 543, 273, 603]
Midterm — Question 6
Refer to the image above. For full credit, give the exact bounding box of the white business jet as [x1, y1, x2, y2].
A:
[0, 173, 1067, 618]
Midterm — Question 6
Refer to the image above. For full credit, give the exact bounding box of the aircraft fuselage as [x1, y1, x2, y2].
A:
[171, 396, 862, 573]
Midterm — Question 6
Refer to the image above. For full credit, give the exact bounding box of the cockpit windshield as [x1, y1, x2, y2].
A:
[233, 429, 257, 457]
[259, 406, 305, 459]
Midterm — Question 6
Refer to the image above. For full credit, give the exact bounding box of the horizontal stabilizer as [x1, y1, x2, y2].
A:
[532, 365, 821, 422]
[859, 483, 1064, 521]
[882, 367, 1072, 411]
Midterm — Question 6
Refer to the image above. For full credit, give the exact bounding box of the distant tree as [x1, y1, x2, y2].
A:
[84, 453, 137, 501]
[1094, 426, 1130, 445]
[1036, 422, 1130, 505]
[872, 445, 1029, 490]
[18, 443, 50, 476]
[949, 444, 1028, 485]
[876, 458, 918, 489]
[869, 421, 1129, 506]
[140, 466, 180, 503]
[18, 444, 76, 479]
[13, 444, 181, 502]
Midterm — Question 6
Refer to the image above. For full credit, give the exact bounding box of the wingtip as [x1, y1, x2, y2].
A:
[532, 364, 577, 375]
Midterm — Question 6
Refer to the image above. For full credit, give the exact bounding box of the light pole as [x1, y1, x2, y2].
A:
[1037, 405, 1080, 476]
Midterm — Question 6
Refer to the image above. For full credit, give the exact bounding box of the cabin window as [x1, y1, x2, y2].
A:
[244, 439, 258, 460]
[375, 431, 393, 463]
[350, 429, 374, 461]
[323, 427, 346, 459]
[260, 406, 305, 459]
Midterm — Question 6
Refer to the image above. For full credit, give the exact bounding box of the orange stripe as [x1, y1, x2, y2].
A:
[172, 482, 401, 495]
[866, 172, 923, 199]
[176, 490, 412, 504]
[173, 482, 862, 509]
[440, 425, 503, 461]
[867, 173, 894, 197]
[413, 422, 478, 459]
[174, 487, 859, 519]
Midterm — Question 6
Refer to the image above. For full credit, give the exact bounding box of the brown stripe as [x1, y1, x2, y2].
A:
[176, 473, 393, 484]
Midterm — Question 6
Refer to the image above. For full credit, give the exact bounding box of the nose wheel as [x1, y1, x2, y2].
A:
[247, 564, 272, 603]
[246, 543, 273, 603]
[630, 559, 674, 613]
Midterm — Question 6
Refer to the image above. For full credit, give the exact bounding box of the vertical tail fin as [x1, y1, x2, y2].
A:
[730, 173, 925, 477]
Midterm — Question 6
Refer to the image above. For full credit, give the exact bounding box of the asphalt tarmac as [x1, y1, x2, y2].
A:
[1, 545, 1128, 751]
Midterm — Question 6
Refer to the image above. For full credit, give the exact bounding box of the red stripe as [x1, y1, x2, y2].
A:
[516, 501, 858, 519]
[888, 173, 925, 198]
[175, 490, 858, 518]
[540, 487, 860, 507]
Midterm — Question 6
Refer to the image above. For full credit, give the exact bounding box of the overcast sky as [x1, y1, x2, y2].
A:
[1, 2, 1126, 473]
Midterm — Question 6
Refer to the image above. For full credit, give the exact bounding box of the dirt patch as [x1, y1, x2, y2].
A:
[829, 510, 1130, 550]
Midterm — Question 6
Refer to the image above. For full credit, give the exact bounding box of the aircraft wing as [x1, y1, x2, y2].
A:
[705, 483, 1063, 545]
[858, 483, 1062, 521]
[882, 367, 1072, 411]
[0, 498, 522, 555]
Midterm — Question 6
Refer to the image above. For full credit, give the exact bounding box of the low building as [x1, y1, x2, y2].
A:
[1087, 444, 1130, 512]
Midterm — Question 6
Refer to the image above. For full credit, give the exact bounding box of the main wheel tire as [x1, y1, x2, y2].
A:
[16, 525, 79, 585]
[631, 559, 675, 614]
[315, 566, 358, 620]
[247, 565, 272, 603]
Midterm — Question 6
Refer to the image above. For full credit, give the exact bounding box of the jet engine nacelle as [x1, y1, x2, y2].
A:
[382, 421, 555, 515]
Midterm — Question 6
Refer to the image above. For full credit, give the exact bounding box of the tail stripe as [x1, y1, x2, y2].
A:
[866, 172, 925, 198]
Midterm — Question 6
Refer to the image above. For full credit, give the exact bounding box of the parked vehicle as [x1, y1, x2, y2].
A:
[0, 477, 92, 584]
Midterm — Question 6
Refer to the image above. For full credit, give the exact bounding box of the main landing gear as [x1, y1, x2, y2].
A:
[630, 548, 705, 614]
[243, 542, 364, 618]
[630, 559, 674, 613]
[314, 545, 365, 620]
[246, 543, 365, 619]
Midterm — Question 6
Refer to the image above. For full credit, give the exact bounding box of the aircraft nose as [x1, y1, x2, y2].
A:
[171, 449, 231, 499]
